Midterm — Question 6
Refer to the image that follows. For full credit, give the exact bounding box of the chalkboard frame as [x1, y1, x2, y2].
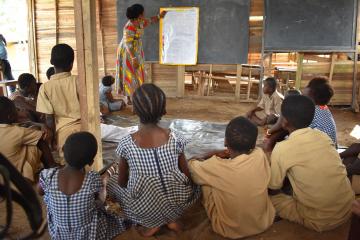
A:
[263, 0, 358, 52]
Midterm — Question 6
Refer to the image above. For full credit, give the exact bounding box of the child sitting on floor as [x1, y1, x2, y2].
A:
[263, 89, 301, 152]
[189, 116, 275, 239]
[339, 143, 360, 193]
[303, 77, 337, 146]
[99, 75, 125, 114]
[104, 83, 200, 237]
[39, 132, 128, 239]
[9, 73, 43, 123]
[0, 96, 56, 182]
[246, 77, 284, 126]
[269, 95, 354, 232]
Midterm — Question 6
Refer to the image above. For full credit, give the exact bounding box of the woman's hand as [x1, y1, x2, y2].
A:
[159, 11, 167, 18]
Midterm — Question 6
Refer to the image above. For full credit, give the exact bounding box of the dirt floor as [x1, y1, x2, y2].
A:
[1, 98, 359, 240]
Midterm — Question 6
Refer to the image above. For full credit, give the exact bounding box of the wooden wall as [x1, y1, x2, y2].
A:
[31, 0, 359, 105]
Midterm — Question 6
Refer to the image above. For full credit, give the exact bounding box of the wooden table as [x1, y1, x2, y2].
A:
[0, 80, 18, 97]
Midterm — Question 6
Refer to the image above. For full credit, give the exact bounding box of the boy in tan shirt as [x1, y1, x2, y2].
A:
[269, 95, 354, 232]
[0, 97, 56, 181]
[189, 117, 275, 239]
[36, 44, 81, 160]
[246, 77, 284, 126]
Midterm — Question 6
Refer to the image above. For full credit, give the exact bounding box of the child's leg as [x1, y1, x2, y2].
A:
[135, 226, 161, 237]
[348, 214, 360, 240]
[340, 143, 360, 159]
[270, 194, 305, 226]
[250, 114, 267, 126]
[108, 100, 125, 112]
[37, 139, 57, 168]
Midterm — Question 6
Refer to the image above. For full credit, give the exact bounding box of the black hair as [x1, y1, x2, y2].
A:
[225, 116, 258, 153]
[102, 75, 115, 86]
[264, 77, 277, 91]
[18, 73, 36, 90]
[132, 83, 166, 124]
[0, 96, 17, 124]
[126, 4, 144, 19]
[50, 44, 74, 70]
[281, 95, 315, 129]
[306, 77, 334, 105]
[285, 89, 301, 98]
[46, 67, 55, 80]
[63, 132, 98, 169]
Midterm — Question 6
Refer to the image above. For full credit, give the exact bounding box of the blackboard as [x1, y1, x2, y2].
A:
[117, 0, 250, 64]
[264, 0, 358, 51]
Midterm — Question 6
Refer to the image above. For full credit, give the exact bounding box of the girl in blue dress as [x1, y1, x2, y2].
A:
[105, 84, 200, 237]
[39, 132, 128, 239]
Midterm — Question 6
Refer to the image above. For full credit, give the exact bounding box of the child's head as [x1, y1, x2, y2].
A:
[63, 132, 98, 169]
[303, 77, 334, 105]
[102, 75, 115, 87]
[50, 44, 74, 72]
[18, 73, 37, 97]
[225, 116, 258, 155]
[132, 83, 166, 124]
[0, 96, 18, 124]
[46, 67, 55, 80]
[263, 77, 277, 95]
[126, 4, 144, 20]
[281, 95, 315, 131]
[285, 89, 301, 98]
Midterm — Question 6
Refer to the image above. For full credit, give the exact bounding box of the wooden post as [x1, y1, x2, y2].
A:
[55, 0, 59, 44]
[27, 0, 38, 80]
[177, 65, 185, 97]
[145, 63, 153, 83]
[246, 66, 252, 100]
[352, 51, 359, 112]
[207, 64, 212, 96]
[74, 0, 103, 171]
[295, 53, 304, 89]
[96, 0, 106, 76]
[328, 53, 336, 84]
[235, 64, 242, 100]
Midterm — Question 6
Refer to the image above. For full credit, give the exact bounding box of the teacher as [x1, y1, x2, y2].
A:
[116, 4, 166, 103]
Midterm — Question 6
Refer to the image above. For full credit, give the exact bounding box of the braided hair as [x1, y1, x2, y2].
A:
[132, 84, 166, 124]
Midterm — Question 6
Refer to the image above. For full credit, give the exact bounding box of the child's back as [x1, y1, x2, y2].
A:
[106, 84, 199, 237]
[189, 117, 275, 239]
[39, 132, 127, 239]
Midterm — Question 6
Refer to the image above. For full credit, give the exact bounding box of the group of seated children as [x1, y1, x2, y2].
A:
[1, 41, 358, 239]
[37, 82, 354, 239]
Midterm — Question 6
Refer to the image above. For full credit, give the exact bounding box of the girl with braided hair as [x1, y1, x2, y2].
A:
[104, 84, 200, 237]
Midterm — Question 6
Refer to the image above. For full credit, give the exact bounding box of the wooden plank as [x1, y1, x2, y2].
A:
[74, 0, 103, 171]
[96, 0, 106, 76]
[207, 65, 213, 96]
[28, 0, 39, 79]
[146, 63, 153, 83]
[55, 0, 59, 44]
[328, 53, 336, 84]
[235, 64, 242, 100]
[247, 67, 252, 100]
[177, 65, 185, 97]
[295, 53, 304, 89]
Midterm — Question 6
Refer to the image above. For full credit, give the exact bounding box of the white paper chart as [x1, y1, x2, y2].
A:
[160, 7, 199, 65]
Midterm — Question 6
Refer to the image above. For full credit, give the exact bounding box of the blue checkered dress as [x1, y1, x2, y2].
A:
[40, 168, 128, 240]
[107, 130, 200, 228]
[309, 105, 337, 146]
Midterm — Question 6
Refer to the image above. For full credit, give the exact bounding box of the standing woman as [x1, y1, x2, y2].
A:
[0, 34, 14, 81]
[116, 4, 166, 103]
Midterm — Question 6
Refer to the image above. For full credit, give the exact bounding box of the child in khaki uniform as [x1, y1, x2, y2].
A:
[189, 117, 275, 239]
[36, 44, 81, 160]
[246, 77, 284, 126]
[269, 95, 354, 232]
[0, 97, 56, 181]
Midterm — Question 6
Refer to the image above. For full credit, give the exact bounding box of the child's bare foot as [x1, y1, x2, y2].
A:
[166, 221, 183, 233]
[135, 225, 161, 237]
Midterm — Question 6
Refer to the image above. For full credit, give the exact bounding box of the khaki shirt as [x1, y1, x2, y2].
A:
[189, 148, 275, 239]
[36, 72, 81, 132]
[258, 90, 284, 116]
[0, 124, 42, 172]
[269, 128, 354, 230]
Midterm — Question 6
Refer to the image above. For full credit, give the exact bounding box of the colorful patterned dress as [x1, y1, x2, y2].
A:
[116, 16, 159, 96]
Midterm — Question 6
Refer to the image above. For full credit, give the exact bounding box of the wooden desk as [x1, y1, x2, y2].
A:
[0, 80, 18, 97]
